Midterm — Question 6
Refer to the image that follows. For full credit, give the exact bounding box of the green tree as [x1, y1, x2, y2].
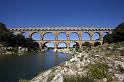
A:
[0, 23, 39, 51]
[0, 23, 15, 46]
[103, 23, 124, 43]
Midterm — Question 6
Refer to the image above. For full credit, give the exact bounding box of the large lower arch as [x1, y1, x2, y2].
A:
[82, 32, 91, 40]
[21, 32, 29, 38]
[70, 32, 79, 40]
[103, 32, 110, 44]
[58, 32, 67, 40]
[70, 41, 79, 48]
[103, 32, 109, 37]
[94, 42, 101, 47]
[92, 32, 100, 40]
[42, 42, 54, 49]
[43, 32, 55, 40]
[31, 32, 41, 41]
[82, 42, 92, 47]
[11, 32, 16, 35]
[57, 42, 67, 49]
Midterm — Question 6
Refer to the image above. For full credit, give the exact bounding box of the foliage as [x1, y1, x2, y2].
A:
[47, 74, 55, 82]
[18, 78, 29, 82]
[63, 75, 95, 82]
[0, 23, 17, 46]
[104, 23, 124, 43]
[106, 74, 113, 82]
[88, 63, 107, 79]
[0, 23, 39, 51]
[73, 42, 81, 52]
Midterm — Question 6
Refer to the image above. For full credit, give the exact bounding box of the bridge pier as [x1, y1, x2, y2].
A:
[9, 27, 114, 51]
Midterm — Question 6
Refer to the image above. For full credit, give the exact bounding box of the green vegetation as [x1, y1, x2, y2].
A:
[0, 23, 39, 51]
[47, 74, 55, 82]
[104, 23, 124, 43]
[88, 63, 113, 82]
[88, 63, 107, 79]
[73, 42, 80, 52]
[63, 75, 95, 82]
[18, 78, 29, 82]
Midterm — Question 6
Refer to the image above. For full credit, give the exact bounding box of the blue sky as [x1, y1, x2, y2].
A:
[1, 0, 124, 47]
[0, 0, 124, 27]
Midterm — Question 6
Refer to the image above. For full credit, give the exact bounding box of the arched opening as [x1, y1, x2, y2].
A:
[42, 42, 54, 50]
[103, 32, 109, 44]
[70, 32, 79, 40]
[31, 32, 41, 41]
[43, 32, 55, 40]
[21, 32, 29, 38]
[82, 42, 92, 48]
[94, 42, 101, 47]
[70, 41, 79, 48]
[11, 32, 16, 35]
[58, 42, 67, 49]
[92, 32, 100, 40]
[82, 32, 91, 40]
[58, 32, 67, 40]
[103, 32, 109, 37]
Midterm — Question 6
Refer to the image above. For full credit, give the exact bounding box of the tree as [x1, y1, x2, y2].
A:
[0, 23, 13, 46]
[103, 22, 124, 43]
[0, 23, 39, 51]
[112, 23, 124, 42]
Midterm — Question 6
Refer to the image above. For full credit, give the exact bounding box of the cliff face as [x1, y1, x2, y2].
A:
[31, 42, 124, 82]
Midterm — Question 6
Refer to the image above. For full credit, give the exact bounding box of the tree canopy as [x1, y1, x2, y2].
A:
[104, 23, 124, 43]
[0, 23, 39, 51]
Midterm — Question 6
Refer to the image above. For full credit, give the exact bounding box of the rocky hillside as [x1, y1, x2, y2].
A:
[30, 41, 124, 82]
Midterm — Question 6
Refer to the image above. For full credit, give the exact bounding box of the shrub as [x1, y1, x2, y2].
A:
[88, 63, 107, 79]
[106, 74, 113, 82]
[63, 75, 94, 82]
[18, 78, 29, 82]
[47, 74, 55, 82]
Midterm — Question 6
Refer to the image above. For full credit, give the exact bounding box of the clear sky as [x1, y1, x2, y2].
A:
[0, 0, 124, 27]
[1, 0, 124, 47]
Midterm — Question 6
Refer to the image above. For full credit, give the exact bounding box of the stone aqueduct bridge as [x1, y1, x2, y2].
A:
[8, 27, 114, 50]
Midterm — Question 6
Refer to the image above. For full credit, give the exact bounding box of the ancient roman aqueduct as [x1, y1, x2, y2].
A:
[8, 27, 114, 50]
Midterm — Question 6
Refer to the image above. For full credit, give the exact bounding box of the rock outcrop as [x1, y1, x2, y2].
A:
[31, 42, 124, 82]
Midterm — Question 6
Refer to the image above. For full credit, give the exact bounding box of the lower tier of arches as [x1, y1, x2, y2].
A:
[34, 40, 103, 50]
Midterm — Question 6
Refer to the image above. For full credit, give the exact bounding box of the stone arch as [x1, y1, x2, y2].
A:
[58, 32, 67, 40]
[94, 42, 101, 47]
[70, 41, 79, 48]
[92, 32, 100, 40]
[31, 32, 41, 41]
[42, 42, 54, 49]
[82, 32, 91, 40]
[82, 42, 92, 47]
[69, 32, 79, 40]
[57, 42, 67, 49]
[14, 32, 21, 35]
[21, 32, 29, 38]
[103, 32, 109, 37]
[43, 32, 55, 40]
[11, 32, 16, 35]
